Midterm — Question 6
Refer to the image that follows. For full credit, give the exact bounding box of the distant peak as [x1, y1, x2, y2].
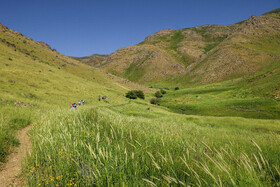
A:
[250, 15, 257, 19]
[145, 29, 175, 41]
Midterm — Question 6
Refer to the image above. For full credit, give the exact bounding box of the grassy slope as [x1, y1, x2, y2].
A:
[158, 83, 280, 119]
[0, 25, 132, 163]
[156, 32, 280, 119]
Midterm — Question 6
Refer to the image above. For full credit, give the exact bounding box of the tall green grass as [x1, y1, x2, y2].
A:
[24, 103, 280, 186]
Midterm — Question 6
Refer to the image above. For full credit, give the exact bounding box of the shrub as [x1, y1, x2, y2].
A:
[150, 98, 161, 105]
[160, 89, 166, 94]
[135, 90, 145, 99]
[155, 91, 163, 98]
[175, 87, 180, 90]
[125, 91, 137, 99]
[125, 90, 145, 99]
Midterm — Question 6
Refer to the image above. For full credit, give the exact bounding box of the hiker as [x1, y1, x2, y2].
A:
[81, 100, 84, 104]
[72, 102, 77, 109]
[98, 96, 101, 102]
[78, 101, 81, 105]
[71, 105, 75, 111]
[103, 96, 109, 103]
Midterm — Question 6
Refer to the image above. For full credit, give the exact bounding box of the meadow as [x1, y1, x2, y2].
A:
[159, 82, 280, 119]
[23, 98, 280, 186]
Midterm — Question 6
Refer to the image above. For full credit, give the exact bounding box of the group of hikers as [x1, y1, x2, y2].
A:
[70, 96, 109, 110]
[71, 100, 85, 110]
[98, 95, 108, 102]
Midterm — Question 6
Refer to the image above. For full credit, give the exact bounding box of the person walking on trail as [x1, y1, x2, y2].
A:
[78, 101, 81, 105]
[98, 96, 101, 102]
[81, 100, 84, 104]
[72, 102, 77, 109]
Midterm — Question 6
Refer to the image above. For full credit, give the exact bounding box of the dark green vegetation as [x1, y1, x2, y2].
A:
[125, 90, 145, 99]
[160, 89, 166, 94]
[155, 91, 163, 98]
[150, 98, 161, 105]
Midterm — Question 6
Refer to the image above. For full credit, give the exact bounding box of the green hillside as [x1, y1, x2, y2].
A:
[0, 23, 147, 164]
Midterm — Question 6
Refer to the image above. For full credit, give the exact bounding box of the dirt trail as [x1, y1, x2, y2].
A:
[0, 125, 32, 187]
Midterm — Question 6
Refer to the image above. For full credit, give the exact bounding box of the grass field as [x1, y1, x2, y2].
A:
[23, 100, 280, 186]
[158, 83, 280, 119]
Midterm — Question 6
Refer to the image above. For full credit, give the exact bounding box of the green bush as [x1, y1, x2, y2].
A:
[155, 91, 163, 98]
[125, 90, 145, 99]
[125, 91, 137, 99]
[175, 87, 180, 90]
[150, 98, 161, 105]
[160, 89, 167, 94]
[135, 90, 145, 99]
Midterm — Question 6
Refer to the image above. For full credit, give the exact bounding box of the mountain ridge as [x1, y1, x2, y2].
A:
[74, 8, 280, 91]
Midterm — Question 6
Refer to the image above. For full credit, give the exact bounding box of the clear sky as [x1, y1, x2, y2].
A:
[0, 0, 279, 57]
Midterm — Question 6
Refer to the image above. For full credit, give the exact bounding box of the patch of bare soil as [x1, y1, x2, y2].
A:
[0, 125, 32, 187]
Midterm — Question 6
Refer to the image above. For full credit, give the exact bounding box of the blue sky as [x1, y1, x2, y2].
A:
[0, 0, 279, 56]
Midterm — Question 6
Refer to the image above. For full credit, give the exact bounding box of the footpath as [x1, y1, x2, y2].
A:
[0, 125, 32, 187]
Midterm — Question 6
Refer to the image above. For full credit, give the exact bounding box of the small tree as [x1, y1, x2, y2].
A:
[160, 89, 166, 94]
[135, 90, 145, 99]
[125, 90, 145, 99]
[155, 91, 163, 98]
[175, 87, 179, 90]
[125, 91, 137, 99]
[150, 98, 161, 105]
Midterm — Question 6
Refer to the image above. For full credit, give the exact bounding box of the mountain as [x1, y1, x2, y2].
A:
[75, 8, 280, 90]
[71, 54, 108, 67]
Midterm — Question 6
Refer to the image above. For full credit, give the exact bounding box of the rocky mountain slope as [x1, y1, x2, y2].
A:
[76, 8, 280, 88]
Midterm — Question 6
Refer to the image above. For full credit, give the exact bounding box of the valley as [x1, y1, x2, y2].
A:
[0, 8, 279, 187]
